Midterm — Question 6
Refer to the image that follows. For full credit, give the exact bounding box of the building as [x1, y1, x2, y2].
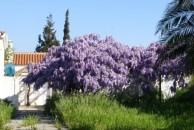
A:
[13, 52, 46, 74]
[0, 31, 9, 76]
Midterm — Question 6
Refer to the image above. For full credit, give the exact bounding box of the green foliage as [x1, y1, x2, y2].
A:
[188, 75, 194, 86]
[48, 93, 167, 130]
[156, 0, 194, 72]
[4, 44, 13, 65]
[36, 14, 60, 52]
[163, 75, 194, 106]
[44, 87, 194, 130]
[42, 73, 194, 130]
[166, 86, 194, 105]
[54, 118, 62, 130]
[44, 93, 60, 116]
[112, 86, 163, 109]
[159, 88, 194, 130]
[44, 76, 194, 129]
[23, 115, 40, 128]
[63, 9, 70, 42]
[0, 101, 14, 129]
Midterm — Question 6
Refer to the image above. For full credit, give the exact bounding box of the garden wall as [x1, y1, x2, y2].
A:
[0, 75, 189, 107]
[0, 76, 51, 107]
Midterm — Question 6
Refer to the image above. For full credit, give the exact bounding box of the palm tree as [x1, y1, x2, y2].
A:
[156, 0, 194, 72]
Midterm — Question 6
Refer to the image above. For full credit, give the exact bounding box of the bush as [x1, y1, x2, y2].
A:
[23, 115, 40, 127]
[0, 101, 14, 129]
[44, 93, 60, 116]
[48, 93, 166, 130]
[111, 86, 162, 109]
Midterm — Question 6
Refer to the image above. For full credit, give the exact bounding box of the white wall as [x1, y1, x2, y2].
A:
[15, 65, 26, 72]
[0, 76, 16, 99]
[0, 74, 190, 107]
[0, 76, 51, 107]
[161, 80, 175, 98]
[17, 77, 50, 106]
[1, 33, 9, 49]
[157, 76, 190, 98]
[0, 38, 4, 77]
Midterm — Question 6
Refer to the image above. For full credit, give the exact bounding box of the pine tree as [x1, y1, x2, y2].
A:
[35, 14, 60, 52]
[63, 9, 70, 44]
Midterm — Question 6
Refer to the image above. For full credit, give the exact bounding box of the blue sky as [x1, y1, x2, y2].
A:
[0, 0, 170, 52]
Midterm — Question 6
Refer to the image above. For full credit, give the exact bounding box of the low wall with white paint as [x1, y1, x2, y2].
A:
[0, 74, 190, 107]
[17, 77, 51, 106]
[0, 76, 51, 107]
[15, 65, 26, 72]
[0, 76, 17, 104]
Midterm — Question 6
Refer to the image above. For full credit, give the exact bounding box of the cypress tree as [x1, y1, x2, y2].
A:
[63, 9, 70, 44]
[35, 14, 60, 52]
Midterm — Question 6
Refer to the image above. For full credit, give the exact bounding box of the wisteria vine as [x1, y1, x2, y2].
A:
[23, 34, 186, 93]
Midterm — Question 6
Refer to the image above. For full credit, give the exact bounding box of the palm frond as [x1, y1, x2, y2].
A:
[156, 0, 194, 73]
[156, 3, 194, 35]
[166, 0, 193, 14]
[160, 21, 194, 46]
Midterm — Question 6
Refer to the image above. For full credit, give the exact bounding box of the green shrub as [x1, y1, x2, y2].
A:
[0, 101, 14, 129]
[51, 93, 167, 130]
[44, 93, 60, 116]
[165, 84, 194, 105]
[23, 115, 40, 127]
[45, 87, 194, 130]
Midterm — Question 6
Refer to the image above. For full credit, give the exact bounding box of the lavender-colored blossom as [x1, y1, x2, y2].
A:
[23, 34, 186, 93]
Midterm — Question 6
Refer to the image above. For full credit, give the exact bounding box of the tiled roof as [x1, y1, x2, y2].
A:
[13, 52, 46, 65]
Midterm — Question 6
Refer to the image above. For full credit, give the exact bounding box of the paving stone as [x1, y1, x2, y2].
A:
[5, 106, 68, 130]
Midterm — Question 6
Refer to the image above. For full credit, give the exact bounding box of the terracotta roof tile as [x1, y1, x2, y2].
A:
[13, 52, 46, 65]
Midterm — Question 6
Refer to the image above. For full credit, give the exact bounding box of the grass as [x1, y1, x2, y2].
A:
[0, 100, 14, 129]
[131, 86, 194, 130]
[54, 118, 62, 130]
[47, 90, 194, 130]
[157, 87, 194, 130]
[52, 94, 168, 130]
[23, 115, 40, 128]
[44, 80, 194, 130]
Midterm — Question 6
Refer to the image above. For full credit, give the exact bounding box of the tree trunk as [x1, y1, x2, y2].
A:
[26, 84, 30, 106]
[159, 74, 162, 103]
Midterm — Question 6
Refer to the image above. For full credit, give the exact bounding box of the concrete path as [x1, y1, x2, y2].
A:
[5, 106, 68, 130]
